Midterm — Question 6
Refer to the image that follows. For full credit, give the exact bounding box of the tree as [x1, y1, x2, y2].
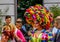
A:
[17, 0, 43, 21]
[50, 5, 60, 18]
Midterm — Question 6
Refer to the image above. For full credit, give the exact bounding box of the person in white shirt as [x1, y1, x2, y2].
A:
[52, 21, 58, 36]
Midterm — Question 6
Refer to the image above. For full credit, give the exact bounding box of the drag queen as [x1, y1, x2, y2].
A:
[24, 4, 54, 42]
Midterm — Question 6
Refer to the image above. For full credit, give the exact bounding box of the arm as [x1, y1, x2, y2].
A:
[14, 32, 21, 42]
[17, 30, 26, 42]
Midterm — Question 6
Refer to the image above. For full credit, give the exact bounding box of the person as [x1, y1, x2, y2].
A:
[1, 15, 16, 42]
[22, 22, 33, 42]
[56, 25, 60, 42]
[24, 4, 54, 42]
[14, 20, 26, 42]
[52, 21, 58, 36]
[16, 18, 27, 35]
[28, 20, 54, 42]
[54, 23, 60, 42]
[54, 16, 60, 42]
[16, 18, 30, 42]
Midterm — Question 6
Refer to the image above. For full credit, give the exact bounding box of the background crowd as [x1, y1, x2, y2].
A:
[1, 15, 60, 42]
[1, 4, 60, 42]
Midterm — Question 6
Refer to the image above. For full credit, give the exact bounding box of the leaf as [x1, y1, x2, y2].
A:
[50, 5, 60, 18]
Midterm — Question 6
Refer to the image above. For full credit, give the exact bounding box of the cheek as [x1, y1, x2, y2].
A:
[17, 24, 20, 26]
[6, 20, 11, 23]
[6, 20, 8, 23]
[54, 24, 57, 26]
[9, 20, 11, 22]
[8, 20, 11, 23]
[57, 25, 60, 28]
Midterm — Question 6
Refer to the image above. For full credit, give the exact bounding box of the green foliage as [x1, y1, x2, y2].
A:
[50, 5, 60, 18]
[17, 0, 43, 21]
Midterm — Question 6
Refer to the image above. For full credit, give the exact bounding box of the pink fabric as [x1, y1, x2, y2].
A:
[17, 30, 26, 42]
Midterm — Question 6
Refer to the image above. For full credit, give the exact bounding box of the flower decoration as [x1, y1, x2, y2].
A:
[24, 4, 53, 29]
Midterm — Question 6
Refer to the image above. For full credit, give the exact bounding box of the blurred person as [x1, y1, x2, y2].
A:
[22, 22, 33, 42]
[16, 18, 28, 36]
[16, 18, 31, 42]
[55, 24, 60, 42]
[1, 15, 16, 42]
[54, 23, 60, 42]
[54, 16, 60, 42]
[15, 20, 26, 42]
[52, 21, 58, 36]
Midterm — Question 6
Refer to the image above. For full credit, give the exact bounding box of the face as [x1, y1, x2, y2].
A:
[57, 24, 60, 29]
[53, 21, 58, 27]
[5, 18, 11, 24]
[33, 21, 40, 29]
[16, 22, 22, 27]
[16, 19, 22, 29]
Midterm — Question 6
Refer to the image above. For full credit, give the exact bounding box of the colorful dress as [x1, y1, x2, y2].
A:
[30, 29, 54, 42]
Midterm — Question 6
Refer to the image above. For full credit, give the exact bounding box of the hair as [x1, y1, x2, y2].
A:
[5, 15, 11, 19]
[15, 18, 23, 24]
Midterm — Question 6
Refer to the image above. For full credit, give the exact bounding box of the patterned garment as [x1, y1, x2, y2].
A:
[30, 29, 54, 42]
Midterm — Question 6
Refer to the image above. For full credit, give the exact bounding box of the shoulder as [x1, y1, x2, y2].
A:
[2, 25, 8, 32]
[9, 23, 15, 26]
[3, 26, 6, 28]
[9, 23, 16, 29]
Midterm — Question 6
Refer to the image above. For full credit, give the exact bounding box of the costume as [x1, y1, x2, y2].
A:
[24, 4, 54, 42]
[30, 29, 54, 42]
